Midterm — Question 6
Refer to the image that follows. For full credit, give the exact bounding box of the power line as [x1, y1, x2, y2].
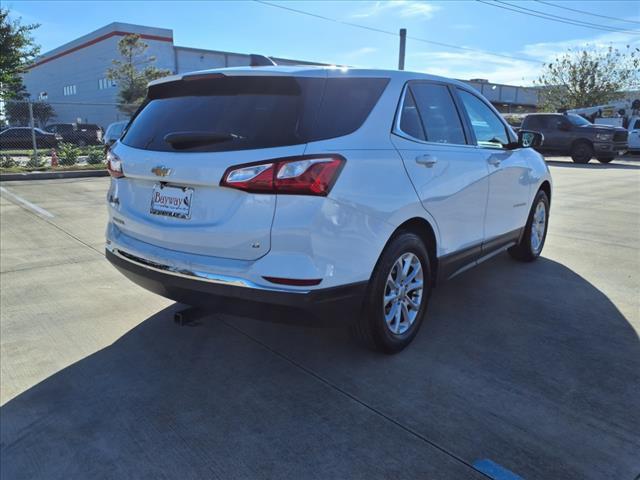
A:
[490, 0, 640, 33]
[534, 0, 640, 26]
[500, 1, 640, 33]
[254, 0, 544, 65]
[477, 0, 640, 35]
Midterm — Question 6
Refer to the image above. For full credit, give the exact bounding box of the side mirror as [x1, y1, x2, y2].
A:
[518, 130, 544, 148]
[558, 122, 571, 131]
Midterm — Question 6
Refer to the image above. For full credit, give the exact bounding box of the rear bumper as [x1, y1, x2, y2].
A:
[106, 246, 367, 325]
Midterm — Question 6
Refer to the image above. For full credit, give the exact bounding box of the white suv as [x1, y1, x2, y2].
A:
[105, 66, 551, 353]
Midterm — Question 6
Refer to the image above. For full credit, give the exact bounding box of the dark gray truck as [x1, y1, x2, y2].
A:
[522, 113, 628, 163]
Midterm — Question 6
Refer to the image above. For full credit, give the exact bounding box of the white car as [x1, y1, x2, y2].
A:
[628, 116, 640, 153]
[105, 66, 551, 353]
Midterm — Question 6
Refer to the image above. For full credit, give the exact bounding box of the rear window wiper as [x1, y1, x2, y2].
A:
[163, 131, 244, 149]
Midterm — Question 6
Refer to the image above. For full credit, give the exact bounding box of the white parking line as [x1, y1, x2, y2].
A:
[0, 186, 55, 218]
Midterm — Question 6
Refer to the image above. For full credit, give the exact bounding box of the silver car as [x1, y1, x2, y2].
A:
[106, 66, 551, 353]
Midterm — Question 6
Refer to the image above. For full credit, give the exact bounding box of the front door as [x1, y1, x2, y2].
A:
[455, 88, 532, 251]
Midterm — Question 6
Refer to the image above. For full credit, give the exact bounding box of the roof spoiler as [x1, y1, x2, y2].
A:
[250, 54, 277, 67]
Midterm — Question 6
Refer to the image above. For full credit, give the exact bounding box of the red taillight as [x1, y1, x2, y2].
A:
[107, 151, 125, 178]
[220, 155, 345, 196]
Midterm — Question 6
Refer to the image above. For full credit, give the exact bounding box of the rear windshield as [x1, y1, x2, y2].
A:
[122, 75, 389, 152]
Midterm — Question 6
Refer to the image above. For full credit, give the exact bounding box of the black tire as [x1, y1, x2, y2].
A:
[509, 190, 549, 262]
[596, 156, 615, 163]
[350, 231, 432, 354]
[570, 141, 593, 164]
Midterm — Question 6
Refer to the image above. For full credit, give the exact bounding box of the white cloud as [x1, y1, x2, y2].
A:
[344, 47, 378, 58]
[408, 30, 640, 86]
[351, 1, 440, 19]
[521, 31, 640, 63]
[409, 50, 541, 85]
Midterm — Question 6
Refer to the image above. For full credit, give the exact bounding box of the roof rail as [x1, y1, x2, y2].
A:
[250, 54, 277, 67]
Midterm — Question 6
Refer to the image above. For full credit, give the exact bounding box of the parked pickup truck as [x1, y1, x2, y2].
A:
[44, 123, 103, 146]
[521, 113, 628, 163]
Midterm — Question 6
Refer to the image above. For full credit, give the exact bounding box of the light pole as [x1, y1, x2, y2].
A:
[398, 28, 407, 70]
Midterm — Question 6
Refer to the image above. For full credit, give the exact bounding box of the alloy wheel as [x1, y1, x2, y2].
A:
[383, 252, 424, 335]
[530, 201, 546, 254]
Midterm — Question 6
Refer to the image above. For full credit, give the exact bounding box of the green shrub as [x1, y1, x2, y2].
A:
[58, 142, 80, 166]
[86, 146, 105, 165]
[26, 154, 45, 169]
[0, 154, 17, 168]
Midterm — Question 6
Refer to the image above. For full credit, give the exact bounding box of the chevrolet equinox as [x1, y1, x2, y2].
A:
[106, 66, 552, 353]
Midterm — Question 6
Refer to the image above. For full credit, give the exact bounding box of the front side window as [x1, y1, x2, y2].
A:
[458, 89, 509, 149]
[566, 114, 591, 127]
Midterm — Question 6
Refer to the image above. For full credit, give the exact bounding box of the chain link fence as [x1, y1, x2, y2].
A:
[0, 100, 134, 170]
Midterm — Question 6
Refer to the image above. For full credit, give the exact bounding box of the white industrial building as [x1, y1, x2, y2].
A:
[22, 22, 539, 129]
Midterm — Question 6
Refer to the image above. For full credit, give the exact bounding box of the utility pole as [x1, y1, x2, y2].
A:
[398, 28, 407, 70]
[28, 100, 39, 163]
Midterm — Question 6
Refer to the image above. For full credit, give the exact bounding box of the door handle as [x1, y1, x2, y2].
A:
[415, 154, 437, 167]
[487, 157, 501, 167]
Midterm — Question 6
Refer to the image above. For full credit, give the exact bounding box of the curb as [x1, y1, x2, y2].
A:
[0, 169, 109, 182]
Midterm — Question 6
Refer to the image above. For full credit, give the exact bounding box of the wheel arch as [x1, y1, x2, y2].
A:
[387, 217, 439, 286]
[571, 137, 593, 150]
[539, 180, 551, 204]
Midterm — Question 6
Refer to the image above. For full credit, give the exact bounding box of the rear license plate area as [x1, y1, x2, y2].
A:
[150, 184, 193, 219]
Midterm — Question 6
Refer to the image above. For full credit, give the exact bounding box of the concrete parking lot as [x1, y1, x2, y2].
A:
[1, 157, 639, 480]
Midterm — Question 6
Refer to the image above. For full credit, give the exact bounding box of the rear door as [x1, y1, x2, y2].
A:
[541, 115, 570, 152]
[391, 81, 489, 263]
[110, 73, 325, 261]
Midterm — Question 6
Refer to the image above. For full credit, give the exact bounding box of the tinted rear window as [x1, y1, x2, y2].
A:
[122, 76, 388, 152]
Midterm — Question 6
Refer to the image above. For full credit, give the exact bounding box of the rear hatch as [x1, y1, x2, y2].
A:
[111, 74, 325, 261]
[110, 71, 389, 261]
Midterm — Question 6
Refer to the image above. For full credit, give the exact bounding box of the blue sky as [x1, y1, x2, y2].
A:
[6, 0, 640, 85]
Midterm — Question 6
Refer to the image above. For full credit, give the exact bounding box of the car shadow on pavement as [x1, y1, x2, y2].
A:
[1, 257, 639, 480]
[545, 160, 640, 170]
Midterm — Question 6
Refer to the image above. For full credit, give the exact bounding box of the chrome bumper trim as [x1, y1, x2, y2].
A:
[106, 244, 310, 294]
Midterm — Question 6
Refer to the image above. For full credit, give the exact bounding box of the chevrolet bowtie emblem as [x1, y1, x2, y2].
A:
[151, 166, 172, 177]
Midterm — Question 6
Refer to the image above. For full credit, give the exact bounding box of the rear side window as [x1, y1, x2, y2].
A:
[524, 115, 552, 130]
[458, 90, 509, 148]
[399, 89, 425, 141]
[122, 76, 388, 152]
[523, 116, 541, 129]
[311, 78, 389, 140]
[410, 83, 466, 145]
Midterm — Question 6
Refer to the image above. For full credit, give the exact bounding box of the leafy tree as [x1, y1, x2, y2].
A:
[0, 8, 40, 99]
[107, 34, 170, 115]
[32, 101, 56, 127]
[4, 93, 56, 127]
[536, 46, 640, 111]
[5, 98, 29, 125]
